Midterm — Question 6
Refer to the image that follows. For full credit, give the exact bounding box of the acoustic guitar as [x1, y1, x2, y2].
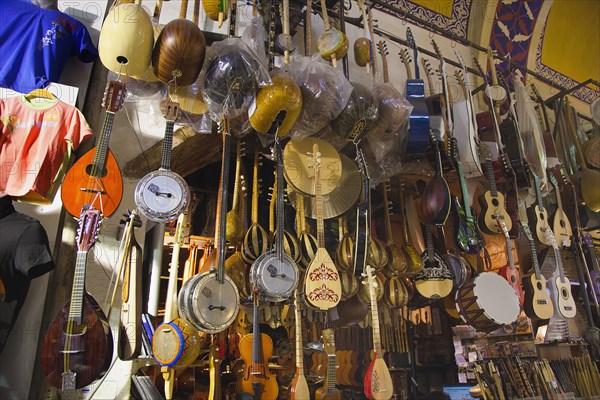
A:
[364, 265, 394, 400]
[548, 171, 573, 248]
[237, 289, 279, 400]
[315, 328, 341, 400]
[529, 170, 552, 246]
[62, 80, 125, 218]
[520, 222, 553, 320]
[41, 207, 113, 390]
[544, 229, 577, 319]
[304, 144, 341, 311]
[497, 220, 524, 306]
[478, 143, 512, 235]
[402, 27, 430, 156]
[289, 291, 310, 400]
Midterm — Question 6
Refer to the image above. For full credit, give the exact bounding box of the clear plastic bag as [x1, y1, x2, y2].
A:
[330, 81, 379, 143]
[200, 37, 271, 136]
[287, 54, 353, 141]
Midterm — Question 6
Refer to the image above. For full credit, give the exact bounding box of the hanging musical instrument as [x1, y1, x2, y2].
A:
[296, 194, 318, 270]
[583, 233, 600, 303]
[437, 225, 471, 291]
[353, 0, 372, 72]
[203, 0, 228, 28]
[251, 141, 299, 302]
[520, 222, 553, 320]
[178, 121, 240, 333]
[152, 0, 206, 86]
[117, 210, 143, 361]
[456, 271, 520, 333]
[548, 171, 573, 248]
[364, 266, 394, 400]
[402, 27, 430, 156]
[62, 81, 125, 218]
[478, 144, 511, 234]
[450, 137, 483, 254]
[357, 269, 383, 304]
[529, 170, 552, 246]
[544, 229, 577, 319]
[340, 270, 359, 300]
[242, 152, 272, 264]
[381, 181, 408, 276]
[208, 341, 222, 400]
[398, 180, 421, 274]
[331, 81, 379, 143]
[152, 214, 201, 399]
[497, 220, 524, 306]
[98, 0, 154, 78]
[564, 96, 600, 212]
[135, 100, 190, 222]
[288, 154, 362, 220]
[41, 207, 113, 390]
[317, 0, 348, 68]
[414, 225, 453, 299]
[268, 171, 301, 264]
[237, 290, 279, 400]
[367, 234, 388, 273]
[303, 144, 342, 311]
[450, 49, 483, 177]
[289, 291, 310, 400]
[314, 328, 341, 400]
[383, 274, 409, 309]
[227, 140, 245, 246]
[420, 135, 451, 225]
[335, 215, 354, 272]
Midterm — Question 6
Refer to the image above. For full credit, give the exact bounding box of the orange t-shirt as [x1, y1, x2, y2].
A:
[0, 96, 93, 201]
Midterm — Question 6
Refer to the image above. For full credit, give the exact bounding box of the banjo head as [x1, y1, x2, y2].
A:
[135, 170, 191, 223]
[251, 251, 299, 303]
[188, 272, 240, 333]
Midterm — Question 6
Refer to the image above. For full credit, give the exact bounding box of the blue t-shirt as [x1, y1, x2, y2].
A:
[0, 0, 98, 93]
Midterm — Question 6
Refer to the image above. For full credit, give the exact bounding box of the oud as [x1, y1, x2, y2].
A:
[41, 207, 113, 390]
[61, 81, 125, 218]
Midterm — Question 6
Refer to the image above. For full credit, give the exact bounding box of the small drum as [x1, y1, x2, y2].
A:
[456, 272, 520, 333]
[152, 318, 201, 367]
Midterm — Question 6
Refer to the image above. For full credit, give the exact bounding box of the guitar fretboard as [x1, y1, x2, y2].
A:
[67, 251, 88, 324]
[160, 121, 175, 171]
[90, 111, 116, 177]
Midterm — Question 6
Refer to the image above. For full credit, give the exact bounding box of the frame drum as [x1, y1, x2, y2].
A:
[456, 272, 519, 333]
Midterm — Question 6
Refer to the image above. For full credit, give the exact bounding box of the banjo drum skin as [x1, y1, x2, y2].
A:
[456, 272, 520, 333]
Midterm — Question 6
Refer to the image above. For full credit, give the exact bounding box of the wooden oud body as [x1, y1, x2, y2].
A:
[288, 369, 310, 400]
[521, 273, 553, 320]
[62, 147, 123, 218]
[41, 294, 113, 389]
[304, 248, 341, 310]
[316, 387, 342, 400]
[364, 357, 394, 400]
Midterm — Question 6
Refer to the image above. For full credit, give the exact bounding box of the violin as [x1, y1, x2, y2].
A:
[237, 289, 278, 400]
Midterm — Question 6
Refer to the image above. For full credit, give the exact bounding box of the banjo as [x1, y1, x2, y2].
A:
[251, 140, 299, 302]
[178, 120, 240, 333]
[135, 100, 190, 223]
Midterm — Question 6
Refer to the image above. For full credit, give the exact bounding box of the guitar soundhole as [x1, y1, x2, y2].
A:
[560, 220, 566, 228]
[86, 164, 108, 178]
[492, 199, 499, 207]
[561, 288, 569, 299]
[536, 282, 543, 291]
[539, 213, 545, 221]
[510, 276, 516, 284]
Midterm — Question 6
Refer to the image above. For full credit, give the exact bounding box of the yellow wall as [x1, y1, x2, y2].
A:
[411, 0, 456, 18]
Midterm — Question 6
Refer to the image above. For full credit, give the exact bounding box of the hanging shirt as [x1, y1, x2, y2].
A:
[0, 0, 98, 93]
[0, 95, 93, 202]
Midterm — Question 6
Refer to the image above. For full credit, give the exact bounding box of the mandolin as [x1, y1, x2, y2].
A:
[548, 171, 573, 248]
[497, 220, 524, 306]
[303, 144, 341, 311]
[450, 137, 483, 254]
[478, 143, 511, 235]
[41, 207, 113, 390]
[414, 225, 453, 300]
[98, 0, 154, 78]
[529, 170, 552, 246]
[237, 289, 279, 400]
[61, 80, 124, 218]
[152, 0, 206, 86]
[135, 100, 191, 223]
[242, 152, 272, 264]
[288, 291, 310, 400]
[544, 229, 577, 319]
[520, 222, 553, 320]
[402, 27, 430, 157]
[315, 328, 341, 400]
[420, 135, 451, 225]
[251, 140, 299, 302]
[364, 265, 394, 400]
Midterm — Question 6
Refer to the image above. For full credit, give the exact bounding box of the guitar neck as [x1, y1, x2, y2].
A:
[533, 174, 545, 212]
[485, 158, 498, 197]
[294, 297, 304, 373]
[276, 144, 285, 259]
[251, 153, 259, 224]
[91, 111, 116, 177]
[504, 232, 515, 271]
[528, 235, 543, 280]
[368, 270, 382, 356]
[455, 160, 473, 219]
[160, 120, 175, 171]
[315, 164, 325, 249]
[68, 251, 89, 324]
[552, 246, 566, 282]
[231, 141, 242, 212]
[252, 302, 264, 367]
[215, 127, 231, 283]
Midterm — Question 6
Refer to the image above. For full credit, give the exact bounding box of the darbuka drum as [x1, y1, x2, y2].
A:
[456, 272, 520, 333]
